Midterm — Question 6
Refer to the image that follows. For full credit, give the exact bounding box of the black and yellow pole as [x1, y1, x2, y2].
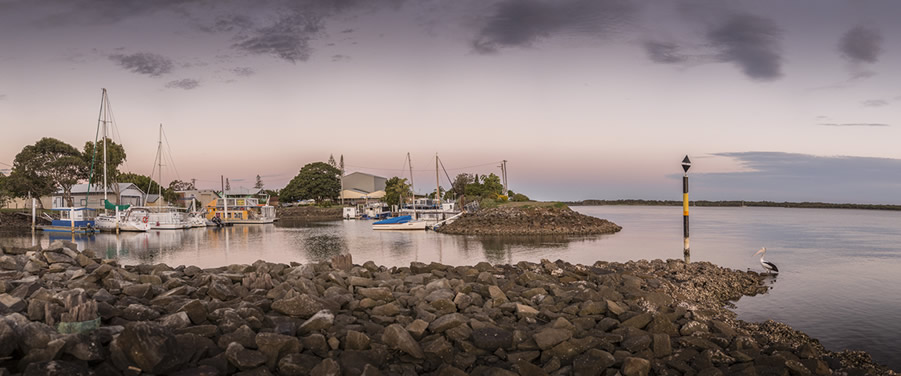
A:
[681, 155, 691, 262]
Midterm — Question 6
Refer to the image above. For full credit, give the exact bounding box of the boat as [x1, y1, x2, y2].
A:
[144, 124, 190, 230]
[96, 202, 152, 232]
[371, 215, 430, 230]
[205, 195, 276, 224]
[37, 208, 99, 234]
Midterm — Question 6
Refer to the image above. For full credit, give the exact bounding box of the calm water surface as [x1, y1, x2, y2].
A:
[1, 206, 899, 370]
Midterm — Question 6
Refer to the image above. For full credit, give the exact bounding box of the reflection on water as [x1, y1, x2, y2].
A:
[3, 206, 901, 370]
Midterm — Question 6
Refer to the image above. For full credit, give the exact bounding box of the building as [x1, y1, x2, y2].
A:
[175, 189, 220, 208]
[341, 172, 387, 202]
[52, 183, 146, 209]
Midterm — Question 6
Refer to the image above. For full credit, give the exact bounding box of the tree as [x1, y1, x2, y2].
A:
[226, 178, 231, 190]
[281, 162, 341, 203]
[7, 138, 86, 207]
[168, 179, 196, 191]
[482, 173, 504, 198]
[254, 174, 264, 189]
[428, 186, 446, 200]
[383, 176, 411, 207]
[327, 154, 337, 168]
[0, 173, 10, 208]
[451, 173, 473, 199]
[82, 137, 127, 204]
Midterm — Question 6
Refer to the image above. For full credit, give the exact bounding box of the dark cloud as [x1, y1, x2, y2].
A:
[165, 78, 200, 90]
[840, 26, 883, 64]
[706, 14, 783, 81]
[232, 13, 322, 63]
[643, 40, 686, 64]
[232, 67, 255, 76]
[819, 123, 890, 127]
[340, 28, 355, 33]
[34, 0, 200, 26]
[331, 54, 351, 62]
[201, 14, 254, 33]
[862, 99, 888, 108]
[694, 152, 901, 203]
[472, 0, 635, 54]
[109, 52, 174, 77]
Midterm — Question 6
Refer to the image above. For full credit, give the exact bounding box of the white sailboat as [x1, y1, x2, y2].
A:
[138, 124, 190, 230]
[91, 89, 151, 232]
[373, 153, 435, 231]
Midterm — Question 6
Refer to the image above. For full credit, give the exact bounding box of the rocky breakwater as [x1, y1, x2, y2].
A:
[0, 242, 895, 376]
[277, 207, 342, 221]
[437, 205, 622, 236]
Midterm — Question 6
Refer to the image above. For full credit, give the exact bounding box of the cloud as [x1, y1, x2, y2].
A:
[165, 78, 200, 90]
[840, 26, 883, 64]
[819, 123, 890, 127]
[232, 13, 322, 63]
[331, 54, 351, 62]
[694, 152, 901, 203]
[472, 0, 635, 54]
[109, 52, 174, 77]
[706, 13, 783, 81]
[862, 99, 888, 108]
[201, 14, 254, 33]
[340, 28, 355, 34]
[643, 40, 686, 64]
[232, 67, 255, 76]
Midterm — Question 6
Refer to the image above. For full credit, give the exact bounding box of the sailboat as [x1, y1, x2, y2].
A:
[135, 124, 190, 230]
[90, 89, 151, 232]
[372, 153, 434, 231]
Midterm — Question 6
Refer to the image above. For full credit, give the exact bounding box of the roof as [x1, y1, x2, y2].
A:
[61, 183, 144, 195]
[222, 187, 263, 196]
[343, 172, 387, 180]
[145, 194, 161, 203]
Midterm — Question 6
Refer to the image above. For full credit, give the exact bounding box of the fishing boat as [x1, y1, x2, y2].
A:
[37, 208, 99, 234]
[371, 215, 430, 230]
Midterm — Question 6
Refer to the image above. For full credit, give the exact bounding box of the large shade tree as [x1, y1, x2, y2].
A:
[83, 137, 127, 204]
[7, 137, 86, 207]
[281, 162, 341, 203]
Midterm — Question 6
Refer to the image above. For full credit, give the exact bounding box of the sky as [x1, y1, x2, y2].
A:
[1, 0, 900, 203]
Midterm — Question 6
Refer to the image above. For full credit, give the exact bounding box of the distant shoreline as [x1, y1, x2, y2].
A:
[566, 199, 901, 211]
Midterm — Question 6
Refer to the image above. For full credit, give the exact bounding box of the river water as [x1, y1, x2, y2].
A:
[1, 206, 899, 370]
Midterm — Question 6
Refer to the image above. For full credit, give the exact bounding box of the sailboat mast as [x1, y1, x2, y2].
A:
[102, 88, 108, 204]
[158, 124, 162, 211]
[408, 152, 415, 220]
[435, 153, 440, 206]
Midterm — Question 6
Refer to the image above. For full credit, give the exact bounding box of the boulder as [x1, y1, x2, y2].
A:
[110, 322, 187, 374]
[381, 324, 423, 358]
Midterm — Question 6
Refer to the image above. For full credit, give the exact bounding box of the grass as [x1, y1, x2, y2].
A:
[498, 201, 569, 209]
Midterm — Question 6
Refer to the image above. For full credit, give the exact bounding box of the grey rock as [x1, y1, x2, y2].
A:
[358, 287, 394, 301]
[532, 328, 571, 350]
[110, 322, 187, 374]
[159, 311, 192, 329]
[298, 310, 334, 334]
[0, 320, 17, 357]
[271, 294, 324, 318]
[621, 357, 650, 376]
[345, 330, 371, 350]
[310, 358, 340, 376]
[428, 313, 467, 333]
[278, 353, 322, 376]
[573, 349, 615, 375]
[218, 325, 258, 349]
[255, 332, 302, 369]
[0, 294, 25, 313]
[472, 327, 513, 351]
[381, 323, 424, 358]
[226, 342, 267, 371]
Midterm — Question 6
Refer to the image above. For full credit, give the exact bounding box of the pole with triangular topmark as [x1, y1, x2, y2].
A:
[681, 155, 691, 263]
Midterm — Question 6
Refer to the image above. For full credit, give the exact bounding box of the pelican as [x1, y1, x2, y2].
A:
[754, 247, 779, 274]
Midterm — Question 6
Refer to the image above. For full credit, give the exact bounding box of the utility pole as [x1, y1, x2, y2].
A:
[502, 160, 508, 194]
[681, 155, 691, 263]
[221, 175, 228, 224]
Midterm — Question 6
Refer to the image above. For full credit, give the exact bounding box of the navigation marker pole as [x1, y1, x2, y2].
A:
[681, 155, 691, 263]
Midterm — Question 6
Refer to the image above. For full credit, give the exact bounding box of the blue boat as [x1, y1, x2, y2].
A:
[372, 215, 430, 230]
[38, 208, 99, 234]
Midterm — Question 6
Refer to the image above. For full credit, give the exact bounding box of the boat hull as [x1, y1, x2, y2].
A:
[372, 221, 431, 230]
[37, 225, 98, 234]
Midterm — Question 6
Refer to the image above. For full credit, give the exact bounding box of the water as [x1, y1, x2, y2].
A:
[1, 206, 900, 370]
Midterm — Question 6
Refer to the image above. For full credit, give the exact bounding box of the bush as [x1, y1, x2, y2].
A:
[480, 198, 499, 209]
[511, 193, 530, 202]
[496, 194, 508, 202]
[552, 202, 568, 209]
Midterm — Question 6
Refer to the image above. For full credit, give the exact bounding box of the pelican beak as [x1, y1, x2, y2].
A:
[754, 248, 764, 256]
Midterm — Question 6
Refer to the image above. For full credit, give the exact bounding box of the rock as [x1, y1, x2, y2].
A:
[271, 294, 324, 318]
[23, 360, 91, 376]
[255, 332, 302, 369]
[429, 313, 467, 333]
[218, 325, 258, 349]
[159, 311, 192, 329]
[278, 353, 322, 376]
[0, 294, 25, 313]
[371, 302, 401, 316]
[302, 334, 329, 357]
[652, 333, 672, 358]
[680, 321, 709, 336]
[472, 327, 513, 351]
[606, 300, 627, 316]
[345, 330, 371, 350]
[122, 283, 153, 299]
[121, 303, 161, 321]
[532, 328, 571, 350]
[516, 303, 539, 318]
[381, 324, 424, 358]
[621, 357, 650, 376]
[406, 319, 429, 339]
[110, 322, 187, 374]
[622, 334, 651, 352]
[621, 313, 652, 329]
[0, 320, 17, 357]
[487, 285, 508, 303]
[573, 349, 615, 375]
[310, 358, 340, 376]
[179, 300, 208, 324]
[226, 342, 267, 371]
[358, 287, 394, 301]
[298, 310, 334, 334]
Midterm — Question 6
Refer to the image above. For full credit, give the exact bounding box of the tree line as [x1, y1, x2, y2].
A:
[570, 199, 901, 211]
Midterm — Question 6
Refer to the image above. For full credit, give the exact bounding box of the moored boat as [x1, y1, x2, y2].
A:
[37, 208, 99, 234]
[371, 215, 433, 230]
